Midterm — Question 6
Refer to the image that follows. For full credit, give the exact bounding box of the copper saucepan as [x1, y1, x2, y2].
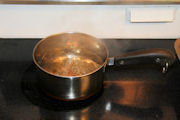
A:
[33, 32, 175, 101]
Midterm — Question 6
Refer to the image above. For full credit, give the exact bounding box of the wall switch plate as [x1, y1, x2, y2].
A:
[130, 8, 176, 23]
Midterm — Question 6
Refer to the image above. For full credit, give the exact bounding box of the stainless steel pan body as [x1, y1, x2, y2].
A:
[33, 33, 108, 100]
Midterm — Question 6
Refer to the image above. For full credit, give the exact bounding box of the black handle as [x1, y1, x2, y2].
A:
[107, 48, 176, 73]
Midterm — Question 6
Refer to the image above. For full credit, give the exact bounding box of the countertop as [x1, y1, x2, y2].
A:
[1, 0, 180, 5]
[0, 38, 180, 120]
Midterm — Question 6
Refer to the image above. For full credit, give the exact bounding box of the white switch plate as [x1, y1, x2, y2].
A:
[130, 8, 176, 23]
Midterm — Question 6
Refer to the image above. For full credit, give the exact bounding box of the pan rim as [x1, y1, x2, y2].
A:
[32, 32, 109, 78]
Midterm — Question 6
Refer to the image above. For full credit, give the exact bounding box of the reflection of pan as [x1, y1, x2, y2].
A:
[39, 103, 163, 120]
[104, 80, 165, 108]
[102, 103, 162, 120]
[33, 32, 175, 101]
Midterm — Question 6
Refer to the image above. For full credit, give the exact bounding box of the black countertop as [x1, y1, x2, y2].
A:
[0, 38, 180, 120]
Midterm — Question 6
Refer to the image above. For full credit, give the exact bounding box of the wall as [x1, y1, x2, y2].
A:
[0, 5, 180, 39]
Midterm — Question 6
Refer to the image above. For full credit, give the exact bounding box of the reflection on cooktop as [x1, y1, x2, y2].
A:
[20, 63, 171, 120]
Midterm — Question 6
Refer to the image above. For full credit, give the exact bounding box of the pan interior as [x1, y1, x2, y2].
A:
[33, 33, 108, 77]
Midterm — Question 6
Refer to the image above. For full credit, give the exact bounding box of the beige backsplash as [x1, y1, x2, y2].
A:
[0, 5, 180, 39]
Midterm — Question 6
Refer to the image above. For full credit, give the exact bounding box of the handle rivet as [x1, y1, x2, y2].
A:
[119, 60, 125, 65]
[155, 58, 161, 63]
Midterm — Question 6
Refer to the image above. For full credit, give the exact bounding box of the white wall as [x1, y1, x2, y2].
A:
[0, 4, 180, 39]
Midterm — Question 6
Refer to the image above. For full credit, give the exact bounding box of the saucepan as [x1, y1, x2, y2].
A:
[33, 32, 175, 101]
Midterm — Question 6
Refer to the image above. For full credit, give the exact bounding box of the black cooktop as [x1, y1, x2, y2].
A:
[0, 38, 180, 120]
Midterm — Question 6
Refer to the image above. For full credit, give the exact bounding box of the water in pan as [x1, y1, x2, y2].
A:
[38, 55, 101, 76]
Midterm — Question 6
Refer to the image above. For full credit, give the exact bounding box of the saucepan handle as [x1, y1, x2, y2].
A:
[107, 48, 176, 73]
